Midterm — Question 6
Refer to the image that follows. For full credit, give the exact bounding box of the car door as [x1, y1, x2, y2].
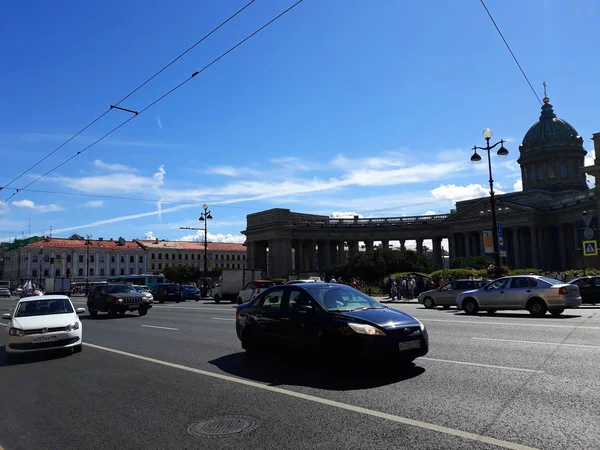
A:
[435, 282, 456, 306]
[478, 278, 509, 308]
[253, 288, 285, 339]
[240, 282, 254, 303]
[281, 288, 323, 351]
[504, 277, 535, 309]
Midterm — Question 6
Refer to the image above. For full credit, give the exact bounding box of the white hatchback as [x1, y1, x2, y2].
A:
[3, 295, 85, 361]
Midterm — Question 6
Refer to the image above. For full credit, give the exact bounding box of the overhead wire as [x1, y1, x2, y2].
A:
[0, 0, 305, 208]
[0, 0, 257, 191]
[479, 0, 542, 105]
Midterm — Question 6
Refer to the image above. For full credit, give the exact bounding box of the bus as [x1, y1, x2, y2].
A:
[107, 274, 166, 288]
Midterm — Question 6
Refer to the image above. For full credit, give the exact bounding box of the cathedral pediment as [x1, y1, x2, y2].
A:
[446, 198, 535, 222]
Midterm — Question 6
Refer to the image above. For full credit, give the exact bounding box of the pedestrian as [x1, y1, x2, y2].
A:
[390, 281, 398, 300]
[329, 276, 336, 283]
[401, 277, 407, 299]
[408, 277, 415, 299]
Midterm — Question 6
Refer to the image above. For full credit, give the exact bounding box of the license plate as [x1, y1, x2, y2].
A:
[399, 340, 421, 351]
[33, 335, 58, 343]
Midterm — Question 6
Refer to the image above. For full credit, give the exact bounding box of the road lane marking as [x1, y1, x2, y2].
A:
[0, 323, 7, 327]
[421, 318, 600, 330]
[140, 325, 179, 331]
[472, 337, 600, 350]
[419, 357, 544, 373]
[212, 318, 236, 321]
[83, 343, 538, 450]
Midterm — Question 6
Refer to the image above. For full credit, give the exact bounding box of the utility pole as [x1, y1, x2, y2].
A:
[180, 204, 212, 296]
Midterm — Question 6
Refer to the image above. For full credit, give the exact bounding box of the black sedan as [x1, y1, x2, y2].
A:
[569, 276, 600, 304]
[235, 283, 428, 363]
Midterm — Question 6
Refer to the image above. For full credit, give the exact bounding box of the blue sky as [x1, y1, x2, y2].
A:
[1, 0, 599, 247]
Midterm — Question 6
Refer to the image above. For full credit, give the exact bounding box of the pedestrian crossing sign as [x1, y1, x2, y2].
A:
[583, 240, 598, 257]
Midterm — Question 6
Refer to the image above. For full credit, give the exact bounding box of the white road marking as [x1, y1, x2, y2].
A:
[140, 325, 178, 331]
[421, 318, 600, 330]
[152, 306, 234, 312]
[420, 357, 544, 373]
[472, 337, 600, 350]
[0, 322, 7, 327]
[212, 318, 236, 321]
[83, 342, 537, 450]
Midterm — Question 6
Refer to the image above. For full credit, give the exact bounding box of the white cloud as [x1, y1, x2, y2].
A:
[157, 116, 163, 130]
[15, 132, 180, 149]
[178, 230, 245, 243]
[332, 153, 405, 171]
[145, 231, 155, 240]
[93, 160, 135, 172]
[330, 211, 364, 218]
[585, 154, 595, 167]
[422, 210, 437, 216]
[430, 184, 503, 203]
[11, 199, 62, 212]
[205, 166, 241, 177]
[84, 200, 104, 208]
[270, 156, 313, 171]
[513, 179, 523, 192]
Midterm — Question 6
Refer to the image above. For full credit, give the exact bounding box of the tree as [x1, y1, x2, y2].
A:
[449, 255, 493, 270]
[163, 265, 201, 284]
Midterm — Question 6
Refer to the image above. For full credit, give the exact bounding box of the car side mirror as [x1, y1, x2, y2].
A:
[298, 305, 313, 314]
[2, 313, 12, 319]
[76, 308, 85, 314]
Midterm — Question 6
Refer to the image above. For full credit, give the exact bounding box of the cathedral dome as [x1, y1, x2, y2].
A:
[522, 99, 579, 144]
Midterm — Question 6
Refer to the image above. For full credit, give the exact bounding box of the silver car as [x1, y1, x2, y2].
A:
[418, 279, 489, 309]
[456, 276, 582, 317]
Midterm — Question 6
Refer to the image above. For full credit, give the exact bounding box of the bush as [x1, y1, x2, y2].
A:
[428, 269, 488, 283]
[272, 278, 287, 285]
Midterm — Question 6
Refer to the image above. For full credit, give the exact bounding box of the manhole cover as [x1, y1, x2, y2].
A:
[188, 415, 258, 437]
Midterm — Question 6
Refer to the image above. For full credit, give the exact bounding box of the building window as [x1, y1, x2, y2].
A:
[120, 269, 125, 275]
[110, 268, 115, 276]
[237, 263, 240, 269]
[165, 263, 169, 268]
[79, 255, 84, 263]
[165, 253, 169, 260]
[139, 256, 143, 263]
[130, 268, 134, 275]
[237, 255, 240, 260]
[158, 253, 162, 259]
[67, 254, 72, 263]
[55, 269, 61, 276]
[158, 263, 162, 270]
[151, 263, 155, 270]
[184, 254, 188, 260]
[120, 256, 125, 263]
[151, 253, 155, 259]
[208, 253, 212, 260]
[90, 255, 95, 263]
[44, 269, 49, 277]
[100, 256, 105, 263]
[243, 255, 246, 260]
[548, 165, 556, 179]
[221, 254, 224, 260]
[130, 256, 134, 263]
[33, 255, 38, 263]
[89, 268, 94, 276]
[569, 164, 577, 177]
[560, 165, 567, 178]
[111, 256, 116, 263]
[78, 268, 83, 276]
[100, 268, 105, 276]
[226, 254, 230, 260]
[537, 167, 544, 181]
[191, 254, 195, 260]
[226, 263, 230, 269]
[173, 254, 176, 260]
[32, 269, 38, 277]
[139, 269, 143, 275]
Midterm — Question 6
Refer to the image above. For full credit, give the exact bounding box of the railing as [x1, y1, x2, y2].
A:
[548, 191, 595, 209]
[290, 214, 450, 227]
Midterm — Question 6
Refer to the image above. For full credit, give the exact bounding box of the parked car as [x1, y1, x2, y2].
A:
[0, 287, 11, 297]
[285, 279, 318, 284]
[3, 295, 85, 362]
[129, 285, 154, 303]
[150, 283, 183, 303]
[456, 276, 581, 317]
[237, 280, 276, 304]
[568, 276, 600, 304]
[236, 283, 429, 363]
[418, 279, 490, 309]
[181, 285, 201, 301]
[87, 284, 152, 317]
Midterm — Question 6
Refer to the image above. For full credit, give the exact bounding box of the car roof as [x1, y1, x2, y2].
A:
[254, 280, 275, 283]
[19, 294, 71, 302]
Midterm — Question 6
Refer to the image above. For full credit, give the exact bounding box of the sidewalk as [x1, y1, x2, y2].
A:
[372, 296, 419, 304]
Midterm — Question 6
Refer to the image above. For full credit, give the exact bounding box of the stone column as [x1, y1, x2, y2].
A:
[416, 238, 424, 256]
[365, 240, 374, 253]
[511, 227, 521, 268]
[246, 241, 256, 270]
[433, 237, 443, 269]
[529, 227, 539, 269]
[270, 238, 293, 278]
[464, 233, 471, 257]
[294, 240, 303, 273]
[310, 240, 318, 271]
[321, 240, 331, 269]
[336, 241, 345, 264]
[347, 240, 358, 257]
[572, 222, 582, 269]
[329, 241, 338, 266]
[479, 231, 486, 256]
[537, 229, 546, 269]
[381, 239, 389, 251]
[400, 240, 406, 251]
[558, 224, 567, 271]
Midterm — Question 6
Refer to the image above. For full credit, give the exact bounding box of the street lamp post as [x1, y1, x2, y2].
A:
[38, 247, 44, 289]
[470, 128, 509, 279]
[199, 204, 213, 297]
[85, 234, 92, 292]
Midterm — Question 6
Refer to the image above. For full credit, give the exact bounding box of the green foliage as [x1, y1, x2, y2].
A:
[326, 249, 434, 285]
[428, 269, 488, 283]
[509, 268, 543, 276]
[272, 278, 287, 285]
[163, 265, 201, 284]
[449, 255, 493, 270]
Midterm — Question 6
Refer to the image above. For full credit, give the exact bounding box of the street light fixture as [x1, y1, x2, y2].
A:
[470, 128, 509, 279]
[38, 247, 44, 290]
[85, 234, 92, 292]
[199, 204, 213, 294]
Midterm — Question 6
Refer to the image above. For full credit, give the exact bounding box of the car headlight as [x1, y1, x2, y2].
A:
[9, 328, 25, 337]
[65, 322, 80, 332]
[416, 319, 426, 332]
[348, 323, 386, 336]
[117, 298, 123, 303]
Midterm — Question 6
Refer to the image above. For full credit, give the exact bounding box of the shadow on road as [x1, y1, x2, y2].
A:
[80, 313, 139, 321]
[0, 347, 74, 367]
[209, 351, 425, 391]
[450, 311, 582, 319]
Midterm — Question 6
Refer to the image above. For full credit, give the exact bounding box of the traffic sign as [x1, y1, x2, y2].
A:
[499, 250, 507, 258]
[496, 222, 504, 250]
[583, 240, 598, 257]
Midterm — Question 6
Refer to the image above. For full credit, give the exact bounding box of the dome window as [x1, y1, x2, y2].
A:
[548, 166, 556, 179]
[560, 165, 567, 178]
[537, 167, 544, 181]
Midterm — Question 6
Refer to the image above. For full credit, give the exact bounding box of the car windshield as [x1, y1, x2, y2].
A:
[15, 298, 74, 317]
[107, 285, 135, 294]
[304, 285, 384, 312]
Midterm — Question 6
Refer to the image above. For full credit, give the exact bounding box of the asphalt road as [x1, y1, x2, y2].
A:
[1, 295, 599, 450]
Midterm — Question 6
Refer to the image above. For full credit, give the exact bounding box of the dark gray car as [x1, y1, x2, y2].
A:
[418, 279, 489, 309]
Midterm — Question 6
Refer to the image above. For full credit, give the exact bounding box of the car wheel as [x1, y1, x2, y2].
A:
[89, 309, 98, 317]
[549, 308, 564, 317]
[195, 298, 200, 302]
[118, 310, 126, 316]
[422, 297, 435, 309]
[442, 305, 451, 310]
[72, 344, 82, 354]
[462, 298, 479, 315]
[214, 295, 220, 304]
[527, 299, 547, 317]
[486, 309, 497, 314]
[159, 300, 164, 304]
[138, 307, 148, 316]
